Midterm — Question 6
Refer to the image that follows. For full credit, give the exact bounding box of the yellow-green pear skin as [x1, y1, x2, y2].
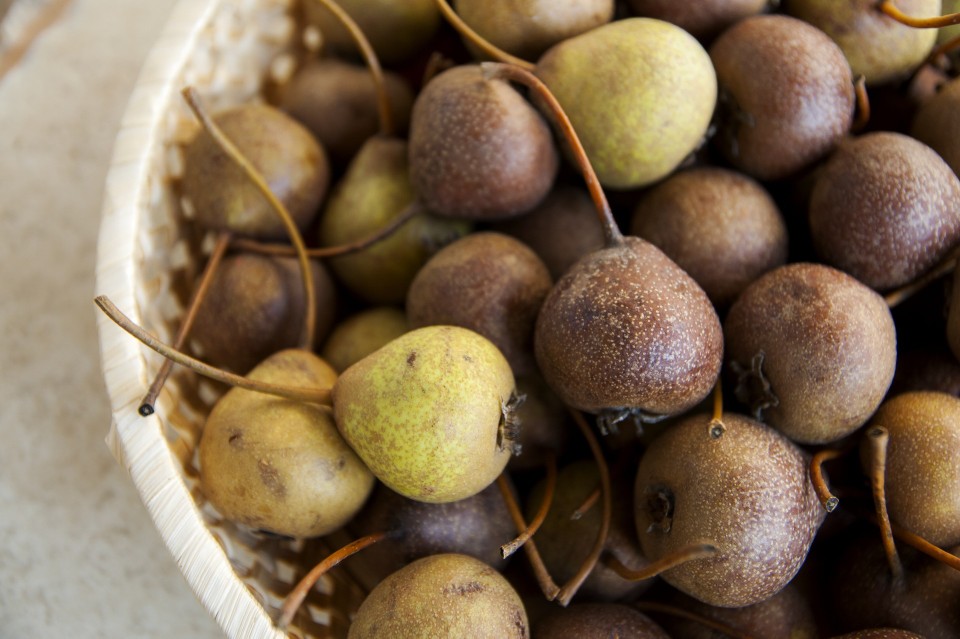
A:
[199, 349, 374, 539]
[319, 137, 470, 304]
[332, 326, 517, 503]
[535, 18, 717, 190]
[348, 554, 529, 639]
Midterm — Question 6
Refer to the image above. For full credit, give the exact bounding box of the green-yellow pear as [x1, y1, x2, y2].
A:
[332, 326, 518, 503]
[535, 18, 717, 189]
[199, 349, 374, 538]
[319, 136, 470, 304]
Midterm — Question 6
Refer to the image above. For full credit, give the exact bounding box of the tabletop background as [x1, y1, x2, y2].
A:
[0, 0, 224, 635]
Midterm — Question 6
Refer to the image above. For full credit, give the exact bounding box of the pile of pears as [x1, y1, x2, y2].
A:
[111, 0, 960, 636]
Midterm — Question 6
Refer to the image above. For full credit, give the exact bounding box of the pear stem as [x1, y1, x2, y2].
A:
[95, 296, 333, 407]
[852, 75, 870, 132]
[496, 473, 561, 600]
[482, 62, 624, 248]
[139, 231, 232, 416]
[309, 0, 394, 136]
[230, 200, 421, 259]
[867, 425, 904, 581]
[811, 448, 843, 513]
[278, 531, 388, 629]
[571, 485, 601, 520]
[878, 0, 960, 28]
[181, 87, 317, 351]
[422, 51, 455, 86]
[433, 0, 536, 71]
[632, 602, 758, 639]
[868, 515, 960, 573]
[605, 541, 718, 581]
[556, 409, 612, 606]
[500, 451, 557, 559]
[884, 246, 959, 308]
[923, 32, 960, 67]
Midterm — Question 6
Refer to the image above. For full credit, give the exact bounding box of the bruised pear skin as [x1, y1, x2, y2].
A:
[332, 326, 516, 503]
[348, 554, 529, 639]
[199, 350, 374, 538]
[534, 236, 723, 419]
[634, 413, 825, 608]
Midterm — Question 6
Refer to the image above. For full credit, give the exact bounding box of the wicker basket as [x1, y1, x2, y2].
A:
[94, 0, 362, 636]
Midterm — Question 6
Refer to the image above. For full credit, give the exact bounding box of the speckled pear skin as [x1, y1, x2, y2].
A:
[724, 263, 897, 445]
[348, 554, 529, 639]
[866, 392, 960, 548]
[181, 103, 329, 240]
[533, 603, 669, 639]
[332, 326, 517, 503]
[634, 413, 825, 608]
[784, 0, 938, 86]
[199, 350, 374, 539]
[535, 18, 716, 190]
[534, 236, 723, 418]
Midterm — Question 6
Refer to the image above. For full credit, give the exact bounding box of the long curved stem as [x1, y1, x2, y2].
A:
[181, 87, 317, 351]
[605, 542, 717, 581]
[496, 473, 561, 600]
[482, 62, 623, 248]
[867, 425, 904, 580]
[433, 0, 536, 71]
[878, 0, 960, 28]
[229, 200, 420, 259]
[557, 409, 611, 606]
[500, 451, 557, 558]
[95, 296, 333, 407]
[278, 531, 388, 629]
[139, 231, 231, 416]
[310, 0, 393, 136]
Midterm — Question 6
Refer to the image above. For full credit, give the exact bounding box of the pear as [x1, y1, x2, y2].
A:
[784, 0, 939, 86]
[199, 349, 374, 538]
[320, 306, 408, 373]
[627, 0, 770, 40]
[332, 325, 518, 503]
[319, 136, 470, 303]
[535, 18, 717, 189]
[912, 76, 960, 179]
[348, 554, 529, 638]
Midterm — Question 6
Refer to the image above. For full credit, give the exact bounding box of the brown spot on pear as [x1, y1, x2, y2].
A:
[348, 554, 529, 638]
[199, 349, 374, 538]
[332, 326, 517, 503]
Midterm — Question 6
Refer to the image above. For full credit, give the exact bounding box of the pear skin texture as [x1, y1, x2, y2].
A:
[912, 76, 960, 179]
[627, 0, 769, 40]
[535, 18, 716, 190]
[319, 137, 470, 304]
[809, 132, 960, 292]
[332, 326, 516, 503]
[725, 263, 897, 445]
[534, 236, 723, 417]
[634, 413, 825, 608]
[784, 0, 938, 86]
[454, 0, 614, 60]
[409, 65, 559, 220]
[868, 392, 960, 548]
[199, 350, 374, 538]
[302, 0, 440, 65]
[348, 554, 529, 639]
[321, 307, 409, 373]
[533, 604, 669, 639]
[181, 103, 329, 240]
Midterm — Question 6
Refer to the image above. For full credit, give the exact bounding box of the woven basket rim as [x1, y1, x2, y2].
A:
[94, 1, 287, 636]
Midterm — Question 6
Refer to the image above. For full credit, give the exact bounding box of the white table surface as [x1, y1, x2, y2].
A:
[0, 0, 223, 635]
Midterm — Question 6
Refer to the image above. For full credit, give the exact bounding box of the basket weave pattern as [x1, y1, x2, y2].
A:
[96, 0, 362, 636]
